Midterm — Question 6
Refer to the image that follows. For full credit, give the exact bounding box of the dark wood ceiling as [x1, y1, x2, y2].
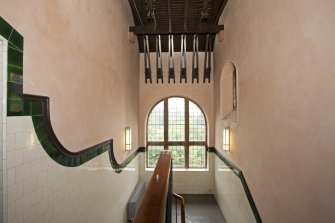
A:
[129, 0, 228, 52]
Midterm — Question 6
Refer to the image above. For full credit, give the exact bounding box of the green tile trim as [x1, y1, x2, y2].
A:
[1, 16, 24, 116]
[208, 147, 263, 223]
[8, 46, 23, 68]
[22, 94, 143, 171]
[1, 16, 144, 171]
[8, 28, 24, 51]
[0, 16, 13, 39]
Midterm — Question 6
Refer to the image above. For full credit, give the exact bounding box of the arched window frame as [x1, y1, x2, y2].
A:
[146, 97, 208, 169]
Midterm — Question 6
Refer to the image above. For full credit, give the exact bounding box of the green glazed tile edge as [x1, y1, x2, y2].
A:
[1, 17, 24, 116]
[1, 17, 144, 171]
[0, 16, 13, 39]
[23, 94, 144, 171]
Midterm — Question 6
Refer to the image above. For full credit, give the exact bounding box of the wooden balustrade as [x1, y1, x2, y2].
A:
[133, 151, 172, 223]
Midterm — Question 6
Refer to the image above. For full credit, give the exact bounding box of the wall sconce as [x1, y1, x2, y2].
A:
[125, 127, 132, 151]
[223, 126, 230, 151]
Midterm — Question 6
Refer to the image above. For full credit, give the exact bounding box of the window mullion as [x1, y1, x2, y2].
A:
[164, 99, 168, 150]
[185, 99, 189, 168]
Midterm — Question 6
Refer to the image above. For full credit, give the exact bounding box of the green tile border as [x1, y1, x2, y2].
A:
[22, 94, 144, 171]
[0, 16, 24, 116]
[1, 16, 143, 171]
[208, 147, 262, 223]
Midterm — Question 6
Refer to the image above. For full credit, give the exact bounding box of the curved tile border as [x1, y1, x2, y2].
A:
[1, 16, 142, 171]
[22, 94, 143, 171]
[208, 147, 263, 223]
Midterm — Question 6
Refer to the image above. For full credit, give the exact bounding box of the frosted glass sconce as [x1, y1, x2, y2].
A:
[125, 127, 132, 151]
[223, 126, 230, 151]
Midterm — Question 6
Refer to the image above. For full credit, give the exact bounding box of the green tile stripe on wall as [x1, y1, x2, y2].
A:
[22, 95, 142, 170]
[2, 16, 142, 170]
[0, 16, 13, 40]
[0, 16, 24, 116]
[24, 98, 111, 167]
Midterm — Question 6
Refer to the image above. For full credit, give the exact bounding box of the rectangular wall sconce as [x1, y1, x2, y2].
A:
[125, 127, 132, 151]
[223, 126, 230, 151]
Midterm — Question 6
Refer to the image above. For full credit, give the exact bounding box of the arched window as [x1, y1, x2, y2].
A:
[147, 97, 207, 168]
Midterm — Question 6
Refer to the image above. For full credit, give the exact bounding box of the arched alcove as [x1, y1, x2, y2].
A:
[220, 62, 238, 123]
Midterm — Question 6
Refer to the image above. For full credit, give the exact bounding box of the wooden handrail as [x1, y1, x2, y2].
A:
[173, 193, 186, 223]
[133, 151, 172, 223]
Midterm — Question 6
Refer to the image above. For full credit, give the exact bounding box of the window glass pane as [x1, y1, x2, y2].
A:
[147, 146, 164, 167]
[189, 145, 206, 168]
[189, 101, 206, 141]
[148, 101, 164, 141]
[169, 145, 185, 168]
[168, 98, 185, 141]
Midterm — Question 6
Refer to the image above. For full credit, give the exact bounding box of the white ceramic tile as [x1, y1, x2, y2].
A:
[7, 117, 23, 134]
[22, 118, 33, 131]
[15, 193, 30, 215]
[23, 176, 37, 195]
[7, 168, 16, 186]
[7, 133, 16, 151]
[15, 163, 30, 182]
[23, 146, 37, 163]
[9, 213, 23, 223]
[23, 204, 37, 223]
[7, 150, 23, 168]
[31, 214, 43, 223]
[43, 207, 54, 223]
[36, 171, 47, 188]
[7, 201, 16, 221]
[8, 181, 23, 203]
[15, 132, 30, 149]
[30, 188, 43, 206]
[37, 198, 48, 216]
[5, 116, 140, 223]
[29, 130, 38, 147]
[30, 159, 42, 177]
[214, 157, 256, 223]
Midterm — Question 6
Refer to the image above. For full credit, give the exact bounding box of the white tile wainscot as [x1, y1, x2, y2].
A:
[139, 153, 215, 194]
[214, 156, 256, 223]
[5, 116, 140, 223]
[1, 37, 8, 223]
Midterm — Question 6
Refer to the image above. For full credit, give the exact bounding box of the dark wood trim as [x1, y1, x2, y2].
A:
[128, 0, 144, 26]
[134, 151, 172, 223]
[212, 0, 229, 24]
[173, 193, 185, 223]
[129, 24, 224, 35]
[183, 0, 189, 30]
[185, 99, 189, 168]
[164, 99, 169, 150]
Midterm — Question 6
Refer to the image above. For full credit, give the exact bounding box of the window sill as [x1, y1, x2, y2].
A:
[145, 167, 209, 172]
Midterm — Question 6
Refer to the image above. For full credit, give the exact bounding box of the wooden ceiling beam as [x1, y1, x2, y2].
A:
[129, 24, 224, 35]
[212, 0, 229, 24]
[128, 0, 144, 26]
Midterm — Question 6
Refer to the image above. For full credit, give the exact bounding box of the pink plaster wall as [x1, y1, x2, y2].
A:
[0, 0, 139, 161]
[214, 0, 335, 222]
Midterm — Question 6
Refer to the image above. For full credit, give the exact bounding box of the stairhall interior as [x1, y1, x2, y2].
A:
[0, 0, 335, 222]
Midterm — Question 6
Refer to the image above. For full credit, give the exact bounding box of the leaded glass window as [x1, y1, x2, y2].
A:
[146, 97, 207, 168]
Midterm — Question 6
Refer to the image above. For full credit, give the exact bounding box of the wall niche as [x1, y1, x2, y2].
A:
[220, 62, 238, 124]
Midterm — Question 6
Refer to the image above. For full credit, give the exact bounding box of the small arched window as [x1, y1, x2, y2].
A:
[147, 97, 207, 169]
